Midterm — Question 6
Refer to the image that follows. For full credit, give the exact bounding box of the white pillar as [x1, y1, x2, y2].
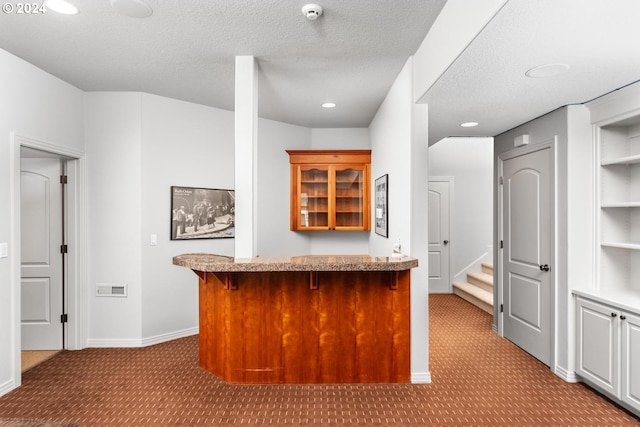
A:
[234, 56, 258, 258]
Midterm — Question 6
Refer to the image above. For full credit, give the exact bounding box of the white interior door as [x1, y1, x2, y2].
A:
[502, 147, 552, 366]
[21, 157, 64, 350]
[428, 180, 451, 293]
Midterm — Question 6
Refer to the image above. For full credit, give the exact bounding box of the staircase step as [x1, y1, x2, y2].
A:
[452, 281, 493, 315]
[467, 271, 493, 293]
[481, 261, 493, 275]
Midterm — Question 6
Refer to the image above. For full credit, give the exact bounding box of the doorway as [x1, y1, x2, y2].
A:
[10, 133, 83, 384]
[428, 178, 453, 293]
[498, 140, 555, 367]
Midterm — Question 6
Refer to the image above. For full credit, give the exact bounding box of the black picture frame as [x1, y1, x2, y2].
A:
[375, 174, 388, 237]
[171, 186, 235, 240]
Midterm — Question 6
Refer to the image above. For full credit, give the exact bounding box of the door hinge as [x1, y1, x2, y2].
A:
[60, 314, 68, 323]
[500, 303, 504, 313]
[60, 175, 68, 184]
[60, 244, 68, 254]
[500, 240, 504, 249]
[499, 176, 504, 185]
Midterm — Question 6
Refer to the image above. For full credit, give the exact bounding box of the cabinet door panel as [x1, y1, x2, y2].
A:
[334, 165, 365, 229]
[576, 298, 619, 397]
[298, 166, 330, 229]
[622, 311, 640, 412]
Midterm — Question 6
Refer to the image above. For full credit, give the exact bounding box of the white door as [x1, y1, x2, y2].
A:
[21, 157, 64, 350]
[428, 180, 451, 293]
[502, 147, 552, 366]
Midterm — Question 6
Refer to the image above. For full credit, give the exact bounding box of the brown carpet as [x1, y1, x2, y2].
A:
[0, 294, 638, 426]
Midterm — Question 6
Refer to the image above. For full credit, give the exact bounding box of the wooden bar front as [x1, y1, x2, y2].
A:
[198, 270, 410, 384]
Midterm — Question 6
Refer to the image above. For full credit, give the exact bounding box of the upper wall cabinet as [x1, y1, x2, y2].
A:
[287, 150, 371, 231]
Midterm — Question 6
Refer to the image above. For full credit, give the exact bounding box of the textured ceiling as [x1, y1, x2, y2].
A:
[0, 0, 445, 128]
[425, 0, 640, 144]
[2, 0, 638, 140]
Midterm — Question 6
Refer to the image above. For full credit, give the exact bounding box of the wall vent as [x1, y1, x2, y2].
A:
[96, 283, 128, 297]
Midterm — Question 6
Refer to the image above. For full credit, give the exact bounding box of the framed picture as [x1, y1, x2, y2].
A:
[375, 174, 388, 237]
[171, 186, 235, 240]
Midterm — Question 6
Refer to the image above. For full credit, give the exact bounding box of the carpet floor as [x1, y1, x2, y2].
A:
[0, 294, 638, 426]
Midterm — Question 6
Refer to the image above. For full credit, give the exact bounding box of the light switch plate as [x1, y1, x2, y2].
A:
[150, 234, 157, 246]
[0, 242, 8, 258]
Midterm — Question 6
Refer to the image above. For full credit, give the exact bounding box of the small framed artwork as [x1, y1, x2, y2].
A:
[375, 174, 388, 237]
[171, 186, 235, 240]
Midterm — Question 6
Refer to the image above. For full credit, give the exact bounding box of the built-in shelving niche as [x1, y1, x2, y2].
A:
[599, 119, 640, 297]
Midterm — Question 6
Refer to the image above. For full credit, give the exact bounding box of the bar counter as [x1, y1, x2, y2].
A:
[174, 253, 418, 384]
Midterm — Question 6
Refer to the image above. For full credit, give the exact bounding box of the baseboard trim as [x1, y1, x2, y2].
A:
[87, 327, 199, 348]
[0, 378, 16, 398]
[554, 366, 579, 383]
[141, 327, 199, 347]
[411, 371, 432, 384]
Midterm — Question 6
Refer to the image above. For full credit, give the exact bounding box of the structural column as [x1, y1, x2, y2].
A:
[234, 56, 258, 258]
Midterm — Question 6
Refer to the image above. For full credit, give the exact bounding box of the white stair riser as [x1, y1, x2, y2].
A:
[468, 276, 493, 292]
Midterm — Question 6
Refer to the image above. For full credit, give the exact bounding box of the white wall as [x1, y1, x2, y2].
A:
[85, 93, 144, 346]
[429, 137, 493, 291]
[257, 118, 311, 257]
[369, 57, 430, 383]
[0, 49, 84, 394]
[140, 93, 236, 342]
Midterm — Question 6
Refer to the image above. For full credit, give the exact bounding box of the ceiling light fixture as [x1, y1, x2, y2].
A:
[460, 122, 478, 128]
[45, 0, 78, 15]
[322, 102, 336, 108]
[110, 0, 153, 18]
[525, 63, 570, 78]
[302, 4, 323, 21]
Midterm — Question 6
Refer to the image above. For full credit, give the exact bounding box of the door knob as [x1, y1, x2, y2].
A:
[539, 264, 550, 272]
[443, 240, 449, 245]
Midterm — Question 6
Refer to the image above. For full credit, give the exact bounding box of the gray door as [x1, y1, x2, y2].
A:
[21, 157, 64, 350]
[428, 180, 451, 293]
[502, 147, 552, 366]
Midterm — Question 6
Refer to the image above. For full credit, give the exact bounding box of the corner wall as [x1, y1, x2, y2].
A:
[369, 57, 430, 383]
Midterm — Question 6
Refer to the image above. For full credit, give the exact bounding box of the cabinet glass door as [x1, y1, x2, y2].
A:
[334, 165, 364, 229]
[299, 166, 329, 228]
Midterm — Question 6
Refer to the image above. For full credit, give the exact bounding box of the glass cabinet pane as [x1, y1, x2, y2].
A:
[334, 167, 364, 228]
[300, 167, 329, 228]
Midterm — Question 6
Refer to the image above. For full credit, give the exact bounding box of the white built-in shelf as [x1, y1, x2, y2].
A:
[601, 241, 640, 250]
[601, 202, 640, 208]
[601, 154, 640, 166]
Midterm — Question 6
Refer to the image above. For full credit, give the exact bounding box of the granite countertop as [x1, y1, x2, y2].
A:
[173, 253, 418, 272]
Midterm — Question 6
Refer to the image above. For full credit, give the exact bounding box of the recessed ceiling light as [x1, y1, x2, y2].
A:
[461, 122, 478, 128]
[45, 0, 78, 15]
[110, 0, 153, 18]
[525, 63, 570, 78]
[322, 102, 336, 108]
